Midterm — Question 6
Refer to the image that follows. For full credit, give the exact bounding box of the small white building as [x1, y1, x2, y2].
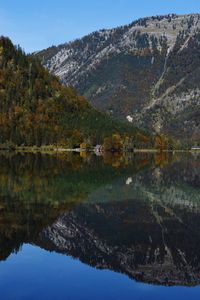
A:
[94, 145, 103, 156]
[126, 115, 133, 123]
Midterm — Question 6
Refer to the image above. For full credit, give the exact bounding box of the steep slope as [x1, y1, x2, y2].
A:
[0, 36, 147, 148]
[136, 28, 200, 143]
[37, 14, 200, 144]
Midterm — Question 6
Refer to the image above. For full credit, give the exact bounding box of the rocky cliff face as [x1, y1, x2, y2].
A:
[36, 14, 200, 143]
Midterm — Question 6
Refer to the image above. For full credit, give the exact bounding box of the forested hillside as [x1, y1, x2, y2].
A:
[0, 36, 156, 149]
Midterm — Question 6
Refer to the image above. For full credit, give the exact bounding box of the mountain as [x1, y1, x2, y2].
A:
[0, 36, 150, 148]
[36, 14, 200, 145]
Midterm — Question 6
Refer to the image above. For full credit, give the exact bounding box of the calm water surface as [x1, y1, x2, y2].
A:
[0, 152, 200, 300]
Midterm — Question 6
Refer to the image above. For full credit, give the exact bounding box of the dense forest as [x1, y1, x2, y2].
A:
[0, 36, 174, 150]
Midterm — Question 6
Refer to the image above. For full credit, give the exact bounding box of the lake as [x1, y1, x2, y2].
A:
[0, 152, 200, 300]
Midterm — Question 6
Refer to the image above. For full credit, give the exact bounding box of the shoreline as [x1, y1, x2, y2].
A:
[0, 146, 199, 154]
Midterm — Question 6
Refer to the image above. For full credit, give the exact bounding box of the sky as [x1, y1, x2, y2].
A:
[0, 0, 200, 53]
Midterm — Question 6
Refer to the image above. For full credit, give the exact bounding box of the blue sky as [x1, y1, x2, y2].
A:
[0, 0, 200, 52]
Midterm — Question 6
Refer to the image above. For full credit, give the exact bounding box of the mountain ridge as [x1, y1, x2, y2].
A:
[36, 13, 200, 145]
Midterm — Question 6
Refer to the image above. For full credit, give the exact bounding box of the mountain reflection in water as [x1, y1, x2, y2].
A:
[0, 152, 199, 287]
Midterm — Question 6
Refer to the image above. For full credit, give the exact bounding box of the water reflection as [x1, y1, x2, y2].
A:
[0, 152, 199, 286]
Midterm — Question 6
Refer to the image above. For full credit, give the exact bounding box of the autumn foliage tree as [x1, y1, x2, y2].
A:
[103, 134, 123, 152]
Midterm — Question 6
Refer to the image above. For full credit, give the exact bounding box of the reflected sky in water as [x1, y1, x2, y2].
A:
[1, 244, 200, 300]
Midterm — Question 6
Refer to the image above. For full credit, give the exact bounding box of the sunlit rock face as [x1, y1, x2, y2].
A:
[37, 14, 200, 143]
